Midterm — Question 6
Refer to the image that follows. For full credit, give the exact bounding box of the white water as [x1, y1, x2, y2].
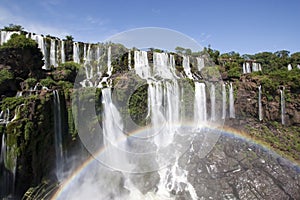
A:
[210, 84, 216, 121]
[128, 51, 132, 70]
[53, 90, 65, 181]
[61, 40, 65, 64]
[107, 46, 112, 77]
[31, 34, 48, 69]
[50, 39, 57, 67]
[222, 83, 226, 119]
[196, 57, 205, 71]
[288, 64, 292, 71]
[73, 42, 80, 64]
[280, 88, 285, 125]
[194, 82, 207, 128]
[182, 55, 193, 79]
[0, 134, 5, 165]
[134, 51, 151, 79]
[258, 85, 263, 121]
[0, 109, 10, 125]
[153, 52, 177, 79]
[229, 83, 235, 118]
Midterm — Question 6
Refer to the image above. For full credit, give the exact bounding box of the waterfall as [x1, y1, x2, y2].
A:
[101, 88, 131, 171]
[61, 40, 65, 64]
[73, 42, 80, 64]
[222, 83, 226, 119]
[258, 85, 263, 121]
[288, 64, 292, 71]
[210, 84, 216, 121]
[252, 63, 258, 71]
[165, 81, 180, 131]
[128, 51, 132, 70]
[31, 34, 48, 69]
[134, 51, 151, 79]
[50, 39, 57, 67]
[280, 88, 285, 125]
[153, 52, 177, 79]
[196, 57, 205, 71]
[258, 63, 262, 71]
[229, 83, 235, 118]
[107, 46, 112, 77]
[246, 62, 251, 73]
[182, 55, 193, 79]
[242, 63, 246, 74]
[0, 109, 10, 125]
[53, 90, 65, 181]
[194, 82, 207, 128]
[0, 134, 5, 165]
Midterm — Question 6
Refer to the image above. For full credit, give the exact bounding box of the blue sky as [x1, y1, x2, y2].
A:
[0, 0, 299, 54]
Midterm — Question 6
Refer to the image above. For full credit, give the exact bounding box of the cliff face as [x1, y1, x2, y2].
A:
[233, 75, 300, 126]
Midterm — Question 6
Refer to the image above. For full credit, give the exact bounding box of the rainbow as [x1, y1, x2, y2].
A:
[51, 124, 300, 199]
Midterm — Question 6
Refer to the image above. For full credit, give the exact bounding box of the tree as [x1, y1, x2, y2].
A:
[2, 24, 24, 31]
[65, 35, 74, 41]
[0, 34, 44, 78]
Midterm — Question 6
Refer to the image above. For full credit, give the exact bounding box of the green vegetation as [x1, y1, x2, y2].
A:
[2, 24, 24, 31]
[246, 122, 300, 162]
[1, 33, 36, 49]
[0, 69, 14, 84]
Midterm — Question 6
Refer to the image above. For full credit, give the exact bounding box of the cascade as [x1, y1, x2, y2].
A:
[153, 52, 177, 79]
[50, 39, 57, 67]
[252, 63, 258, 71]
[53, 90, 65, 181]
[196, 57, 205, 71]
[0, 31, 20, 45]
[31, 34, 48, 69]
[280, 88, 285, 125]
[128, 51, 132, 70]
[210, 84, 216, 121]
[0, 134, 5, 165]
[73, 42, 80, 64]
[258, 85, 263, 121]
[61, 40, 65, 64]
[229, 83, 235, 118]
[0, 109, 10, 125]
[134, 51, 151, 79]
[242, 63, 246, 74]
[258, 63, 262, 71]
[246, 62, 251, 73]
[182, 55, 193, 79]
[194, 82, 207, 128]
[288, 64, 292, 71]
[222, 83, 226, 119]
[107, 46, 112, 77]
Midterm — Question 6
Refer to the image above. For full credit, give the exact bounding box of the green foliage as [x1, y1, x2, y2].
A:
[2, 24, 24, 31]
[65, 35, 74, 41]
[24, 78, 37, 89]
[24, 121, 33, 141]
[227, 62, 241, 78]
[60, 61, 81, 71]
[128, 84, 148, 126]
[1, 34, 37, 49]
[40, 77, 57, 88]
[204, 46, 220, 64]
[175, 46, 192, 55]
[1, 96, 25, 110]
[0, 69, 14, 84]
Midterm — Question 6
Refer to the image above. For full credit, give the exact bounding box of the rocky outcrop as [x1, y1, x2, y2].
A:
[234, 75, 300, 126]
